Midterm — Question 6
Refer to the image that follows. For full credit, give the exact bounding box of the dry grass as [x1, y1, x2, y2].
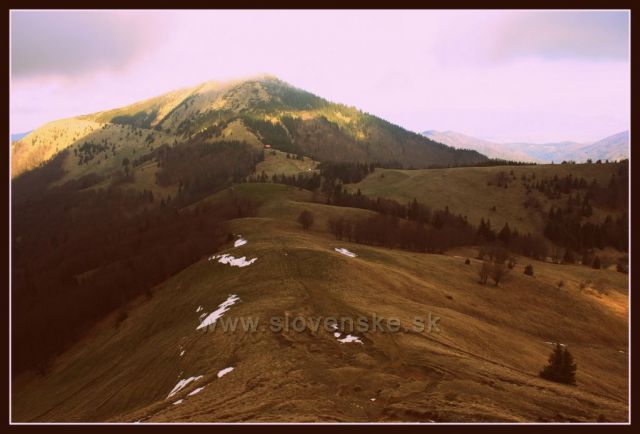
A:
[256, 149, 319, 177]
[12, 183, 628, 423]
[347, 163, 624, 235]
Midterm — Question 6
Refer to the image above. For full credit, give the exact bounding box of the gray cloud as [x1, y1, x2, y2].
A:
[11, 11, 163, 78]
[494, 11, 629, 61]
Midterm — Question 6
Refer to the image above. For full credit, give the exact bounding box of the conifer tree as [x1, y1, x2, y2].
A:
[540, 343, 577, 384]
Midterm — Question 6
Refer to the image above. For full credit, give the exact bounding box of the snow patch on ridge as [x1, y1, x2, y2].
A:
[217, 367, 235, 378]
[209, 253, 257, 268]
[338, 334, 363, 344]
[331, 323, 363, 345]
[234, 238, 248, 248]
[544, 341, 566, 347]
[167, 375, 203, 399]
[335, 247, 357, 258]
[197, 294, 240, 330]
[188, 386, 205, 396]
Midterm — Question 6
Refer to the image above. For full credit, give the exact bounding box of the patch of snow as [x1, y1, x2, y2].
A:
[180, 350, 185, 357]
[217, 367, 235, 378]
[335, 247, 357, 258]
[209, 254, 257, 268]
[333, 332, 341, 338]
[338, 334, 363, 344]
[234, 238, 248, 248]
[196, 305, 203, 313]
[173, 399, 183, 405]
[167, 375, 203, 399]
[543, 341, 566, 347]
[188, 387, 205, 396]
[370, 398, 376, 402]
[199, 312, 208, 319]
[329, 323, 338, 331]
[197, 294, 240, 330]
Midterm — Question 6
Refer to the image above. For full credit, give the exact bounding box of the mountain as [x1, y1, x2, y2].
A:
[10, 131, 31, 142]
[421, 130, 538, 162]
[570, 131, 629, 162]
[505, 140, 586, 163]
[10, 76, 487, 180]
[11, 76, 628, 423]
[421, 130, 629, 163]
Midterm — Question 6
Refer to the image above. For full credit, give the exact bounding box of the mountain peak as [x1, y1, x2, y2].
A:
[11, 78, 488, 178]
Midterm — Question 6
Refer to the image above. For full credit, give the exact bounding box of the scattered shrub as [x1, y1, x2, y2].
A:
[478, 260, 491, 285]
[524, 264, 534, 276]
[297, 210, 314, 230]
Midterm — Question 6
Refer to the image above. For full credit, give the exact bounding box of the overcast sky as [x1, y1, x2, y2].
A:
[10, 10, 630, 143]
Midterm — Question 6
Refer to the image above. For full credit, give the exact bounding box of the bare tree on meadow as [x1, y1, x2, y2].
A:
[298, 210, 314, 230]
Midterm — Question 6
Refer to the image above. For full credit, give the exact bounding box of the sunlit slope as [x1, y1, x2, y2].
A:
[11, 75, 487, 179]
[12, 183, 627, 422]
[11, 118, 102, 177]
[10, 119, 177, 178]
[255, 149, 319, 177]
[347, 163, 625, 235]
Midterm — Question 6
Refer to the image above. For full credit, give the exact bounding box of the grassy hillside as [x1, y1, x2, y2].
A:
[347, 162, 626, 237]
[10, 75, 628, 424]
[12, 183, 628, 422]
[11, 76, 487, 180]
[256, 149, 319, 177]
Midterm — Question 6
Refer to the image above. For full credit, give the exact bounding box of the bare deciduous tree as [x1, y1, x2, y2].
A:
[479, 260, 491, 284]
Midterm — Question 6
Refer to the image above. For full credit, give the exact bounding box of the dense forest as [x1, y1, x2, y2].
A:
[11, 141, 261, 375]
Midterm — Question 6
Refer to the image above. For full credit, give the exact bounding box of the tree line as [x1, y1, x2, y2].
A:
[12, 139, 262, 376]
[154, 140, 264, 202]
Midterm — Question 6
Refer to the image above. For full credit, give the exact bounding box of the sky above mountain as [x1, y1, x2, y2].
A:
[10, 10, 629, 143]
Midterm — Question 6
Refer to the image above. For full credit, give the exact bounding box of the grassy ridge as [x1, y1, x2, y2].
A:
[347, 163, 626, 235]
[12, 183, 628, 422]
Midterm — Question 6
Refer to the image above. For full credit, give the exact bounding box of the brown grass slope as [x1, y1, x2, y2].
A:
[347, 163, 626, 237]
[12, 183, 628, 423]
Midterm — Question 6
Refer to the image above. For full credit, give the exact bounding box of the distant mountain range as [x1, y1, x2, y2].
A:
[422, 130, 629, 163]
[10, 131, 31, 142]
